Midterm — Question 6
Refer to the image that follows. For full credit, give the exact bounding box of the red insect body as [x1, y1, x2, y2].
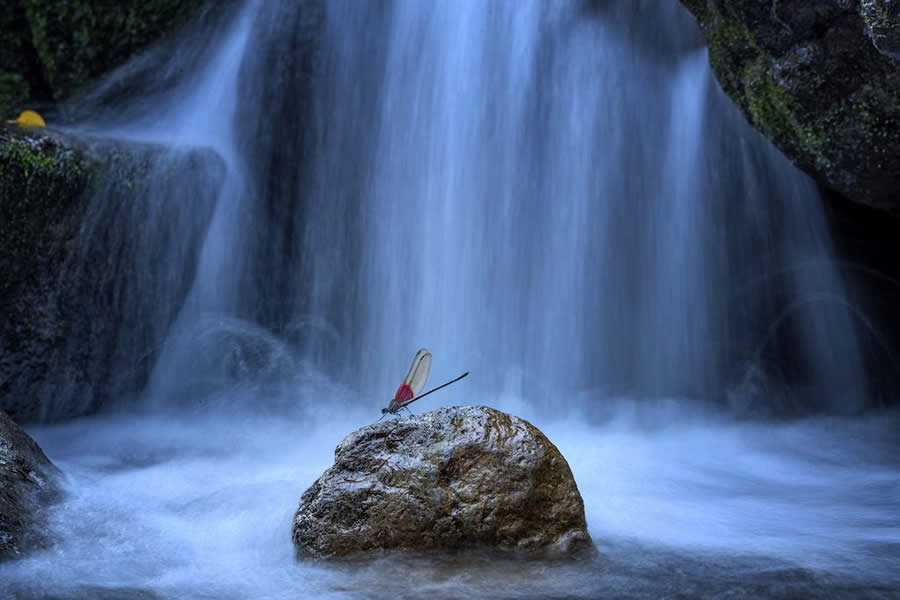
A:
[394, 383, 414, 405]
[379, 348, 467, 419]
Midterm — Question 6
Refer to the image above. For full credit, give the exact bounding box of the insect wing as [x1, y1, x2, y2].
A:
[385, 348, 432, 413]
[404, 348, 432, 397]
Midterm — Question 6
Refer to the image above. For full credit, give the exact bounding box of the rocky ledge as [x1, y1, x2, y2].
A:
[293, 405, 593, 559]
[0, 409, 61, 559]
[0, 123, 225, 423]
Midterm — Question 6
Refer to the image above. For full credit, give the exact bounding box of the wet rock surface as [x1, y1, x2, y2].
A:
[0, 409, 60, 559]
[0, 124, 225, 422]
[680, 0, 900, 213]
[293, 405, 593, 559]
[861, 0, 900, 59]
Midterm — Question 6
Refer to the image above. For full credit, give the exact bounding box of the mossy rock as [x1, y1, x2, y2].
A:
[0, 125, 99, 295]
[0, 124, 225, 423]
[0, 124, 128, 422]
[681, 0, 900, 213]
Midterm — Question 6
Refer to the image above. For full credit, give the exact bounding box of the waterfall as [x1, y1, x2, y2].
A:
[5, 3, 897, 597]
[306, 0, 867, 414]
[55, 0, 869, 416]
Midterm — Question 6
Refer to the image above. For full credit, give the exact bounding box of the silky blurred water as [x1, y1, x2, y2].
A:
[308, 0, 866, 412]
[2, 392, 898, 599]
[55, 0, 870, 416]
[4, 0, 898, 598]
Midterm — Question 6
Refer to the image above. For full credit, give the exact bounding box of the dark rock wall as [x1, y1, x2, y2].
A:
[681, 0, 900, 212]
[0, 0, 209, 120]
[0, 126, 225, 423]
[821, 186, 900, 404]
[1, 126, 100, 422]
[680, 1, 900, 402]
[861, 0, 900, 59]
[0, 127, 99, 298]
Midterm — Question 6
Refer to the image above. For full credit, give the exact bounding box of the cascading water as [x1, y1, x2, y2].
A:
[306, 0, 868, 415]
[2, 1, 898, 598]
[48, 0, 868, 415]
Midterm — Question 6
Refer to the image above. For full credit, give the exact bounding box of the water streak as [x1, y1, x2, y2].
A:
[1, 2, 897, 597]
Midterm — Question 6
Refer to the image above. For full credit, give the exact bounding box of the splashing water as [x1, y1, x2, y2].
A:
[2, 401, 898, 599]
[49, 0, 870, 415]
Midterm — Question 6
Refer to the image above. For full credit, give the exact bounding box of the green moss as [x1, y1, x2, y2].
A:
[705, 14, 756, 77]
[690, 7, 836, 173]
[0, 127, 96, 200]
[682, 0, 900, 206]
[0, 125, 101, 295]
[742, 57, 832, 171]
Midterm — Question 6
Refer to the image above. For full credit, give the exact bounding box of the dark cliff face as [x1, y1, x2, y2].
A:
[0, 0, 210, 120]
[680, 0, 900, 213]
[0, 126, 101, 422]
[860, 0, 900, 59]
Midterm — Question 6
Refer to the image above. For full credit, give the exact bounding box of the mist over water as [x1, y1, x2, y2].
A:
[3, 0, 899, 598]
[295, 0, 868, 413]
[4, 403, 899, 599]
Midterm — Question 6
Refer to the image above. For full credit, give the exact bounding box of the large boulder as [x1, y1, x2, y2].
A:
[0, 409, 61, 559]
[680, 0, 900, 213]
[0, 124, 225, 422]
[293, 405, 592, 558]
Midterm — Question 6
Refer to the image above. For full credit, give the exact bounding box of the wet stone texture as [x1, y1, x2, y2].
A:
[861, 0, 900, 59]
[0, 409, 60, 560]
[0, 124, 225, 423]
[680, 0, 900, 213]
[293, 405, 593, 559]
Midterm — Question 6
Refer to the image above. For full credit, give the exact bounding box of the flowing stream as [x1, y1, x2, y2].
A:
[2, 1, 898, 598]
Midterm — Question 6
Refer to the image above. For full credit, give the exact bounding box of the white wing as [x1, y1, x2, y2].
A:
[403, 348, 432, 396]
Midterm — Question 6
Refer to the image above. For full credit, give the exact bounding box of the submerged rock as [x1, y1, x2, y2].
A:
[292, 405, 592, 559]
[0, 409, 60, 559]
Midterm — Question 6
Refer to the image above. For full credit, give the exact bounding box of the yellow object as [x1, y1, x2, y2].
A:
[6, 110, 46, 127]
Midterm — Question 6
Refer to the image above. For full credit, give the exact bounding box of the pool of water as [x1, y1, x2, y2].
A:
[2, 388, 898, 599]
